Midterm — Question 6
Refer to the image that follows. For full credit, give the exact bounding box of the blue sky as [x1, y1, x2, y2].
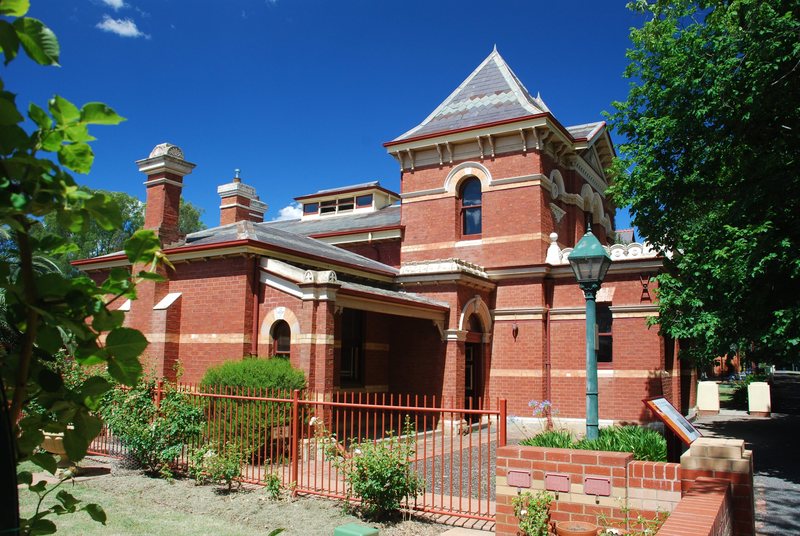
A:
[14, 0, 643, 230]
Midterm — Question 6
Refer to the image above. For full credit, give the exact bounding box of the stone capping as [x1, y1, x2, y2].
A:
[399, 258, 488, 278]
[556, 241, 663, 265]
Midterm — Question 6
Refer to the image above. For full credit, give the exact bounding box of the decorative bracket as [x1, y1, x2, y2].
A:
[639, 273, 654, 302]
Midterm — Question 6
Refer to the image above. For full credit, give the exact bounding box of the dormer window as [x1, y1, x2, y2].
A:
[296, 182, 399, 220]
[460, 177, 482, 236]
[356, 194, 373, 208]
[338, 197, 354, 212]
[320, 199, 337, 215]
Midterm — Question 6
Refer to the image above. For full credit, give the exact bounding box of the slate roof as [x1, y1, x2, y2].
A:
[306, 181, 380, 196]
[263, 205, 401, 237]
[184, 220, 398, 275]
[565, 121, 605, 140]
[393, 48, 550, 142]
[338, 280, 449, 309]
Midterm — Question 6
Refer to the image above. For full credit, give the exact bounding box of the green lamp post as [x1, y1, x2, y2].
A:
[568, 219, 612, 440]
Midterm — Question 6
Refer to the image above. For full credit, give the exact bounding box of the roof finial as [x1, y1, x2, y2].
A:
[492, 43, 497, 53]
[234, 168, 241, 182]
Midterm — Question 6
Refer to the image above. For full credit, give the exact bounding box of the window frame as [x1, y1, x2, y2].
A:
[459, 177, 482, 237]
[271, 320, 291, 358]
[596, 304, 612, 364]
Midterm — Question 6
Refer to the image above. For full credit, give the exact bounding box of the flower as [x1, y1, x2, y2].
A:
[308, 416, 320, 426]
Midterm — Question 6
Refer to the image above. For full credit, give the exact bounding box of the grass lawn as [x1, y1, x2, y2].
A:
[18, 459, 448, 536]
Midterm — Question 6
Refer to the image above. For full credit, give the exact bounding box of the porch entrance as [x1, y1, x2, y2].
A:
[465, 341, 482, 414]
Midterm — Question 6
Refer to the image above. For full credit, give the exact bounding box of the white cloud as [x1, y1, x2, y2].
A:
[100, 0, 126, 10]
[273, 203, 302, 221]
[96, 15, 149, 38]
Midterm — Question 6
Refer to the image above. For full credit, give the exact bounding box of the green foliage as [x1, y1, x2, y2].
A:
[519, 429, 574, 449]
[264, 472, 282, 500]
[599, 504, 669, 536]
[731, 372, 771, 407]
[511, 490, 553, 536]
[200, 357, 306, 461]
[17, 471, 106, 536]
[332, 418, 424, 520]
[200, 357, 306, 392]
[608, 0, 800, 366]
[520, 426, 667, 462]
[188, 442, 244, 491]
[32, 189, 206, 273]
[574, 426, 667, 462]
[0, 2, 174, 533]
[101, 381, 203, 475]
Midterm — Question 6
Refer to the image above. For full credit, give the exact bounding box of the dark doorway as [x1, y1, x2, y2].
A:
[465, 341, 483, 423]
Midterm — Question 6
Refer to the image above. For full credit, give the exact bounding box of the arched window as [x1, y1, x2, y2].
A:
[271, 320, 291, 358]
[459, 178, 482, 236]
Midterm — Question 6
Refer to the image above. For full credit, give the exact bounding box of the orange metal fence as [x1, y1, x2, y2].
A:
[89, 384, 507, 522]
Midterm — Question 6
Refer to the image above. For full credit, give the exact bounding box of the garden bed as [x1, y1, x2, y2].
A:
[18, 457, 450, 536]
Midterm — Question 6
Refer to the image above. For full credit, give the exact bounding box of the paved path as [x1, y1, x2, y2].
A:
[693, 372, 800, 536]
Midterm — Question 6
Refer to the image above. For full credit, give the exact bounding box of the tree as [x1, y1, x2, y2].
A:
[0, 2, 167, 533]
[35, 189, 206, 272]
[609, 0, 800, 366]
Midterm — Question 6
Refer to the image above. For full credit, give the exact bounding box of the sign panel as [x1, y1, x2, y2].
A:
[644, 397, 701, 445]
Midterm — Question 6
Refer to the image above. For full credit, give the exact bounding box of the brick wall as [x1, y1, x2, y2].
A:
[659, 478, 733, 536]
[496, 437, 754, 536]
[496, 446, 679, 535]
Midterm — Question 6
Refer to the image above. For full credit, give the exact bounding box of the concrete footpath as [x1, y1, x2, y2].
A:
[693, 372, 800, 536]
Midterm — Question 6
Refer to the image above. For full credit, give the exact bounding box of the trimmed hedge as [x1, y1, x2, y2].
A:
[199, 358, 306, 462]
[200, 357, 306, 393]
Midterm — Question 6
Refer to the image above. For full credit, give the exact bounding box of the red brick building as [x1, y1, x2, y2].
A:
[76, 50, 694, 423]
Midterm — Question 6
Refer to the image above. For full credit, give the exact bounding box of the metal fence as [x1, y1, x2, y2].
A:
[89, 384, 507, 522]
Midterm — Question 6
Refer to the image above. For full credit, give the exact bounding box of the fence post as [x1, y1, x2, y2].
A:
[290, 388, 300, 491]
[498, 398, 507, 447]
[155, 380, 164, 410]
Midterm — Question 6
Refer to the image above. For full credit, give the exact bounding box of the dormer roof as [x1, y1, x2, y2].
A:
[294, 181, 399, 202]
[393, 47, 550, 142]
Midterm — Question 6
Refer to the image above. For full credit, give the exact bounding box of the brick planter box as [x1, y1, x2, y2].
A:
[496, 437, 754, 536]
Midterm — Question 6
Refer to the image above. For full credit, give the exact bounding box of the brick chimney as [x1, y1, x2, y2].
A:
[136, 143, 196, 246]
[217, 169, 267, 225]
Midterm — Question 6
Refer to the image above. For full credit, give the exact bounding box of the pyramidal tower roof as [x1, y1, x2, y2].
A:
[394, 47, 550, 142]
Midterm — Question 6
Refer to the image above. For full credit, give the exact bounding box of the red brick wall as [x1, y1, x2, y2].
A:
[144, 173, 183, 245]
[659, 478, 733, 536]
[337, 240, 401, 267]
[165, 257, 254, 382]
[496, 442, 753, 536]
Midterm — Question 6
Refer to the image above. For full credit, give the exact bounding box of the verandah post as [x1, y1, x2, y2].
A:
[498, 398, 507, 447]
[290, 388, 300, 490]
[155, 379, 164, 410]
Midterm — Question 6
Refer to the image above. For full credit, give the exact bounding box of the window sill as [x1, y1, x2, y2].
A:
[455, 237, 482, 247]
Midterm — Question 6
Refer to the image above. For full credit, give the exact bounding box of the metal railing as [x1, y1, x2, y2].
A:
[89, 383, 507, 522]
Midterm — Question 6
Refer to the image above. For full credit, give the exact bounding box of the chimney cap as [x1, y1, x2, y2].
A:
[149, 143, 185, 160]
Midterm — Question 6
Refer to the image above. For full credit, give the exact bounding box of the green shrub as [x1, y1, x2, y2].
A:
[512, 490, 553, 536]
[101, 380, 203, 476]
[200, 356, 306, 393]
[333, 418, 424, 520]
[520, 426, 667, 462]
[520, 430, 574, 449]
[575, 426, 667, 462]
[199, 358, 306, 462]
[189, 442, 244, 491]
[264, 473, 282, 500]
